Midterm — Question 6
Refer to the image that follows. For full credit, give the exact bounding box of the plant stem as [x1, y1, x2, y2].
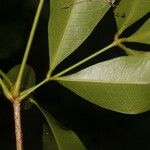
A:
[17, 42, 116, 99]
[53, 42, 117, 78]
[13, 0, 44, 96]
[19, 78, 50, 102]
[0, 70, 12, 86]
[13, 102, 23, 150]
[16, 42, 116, 101]
[118, 43, 143, 55]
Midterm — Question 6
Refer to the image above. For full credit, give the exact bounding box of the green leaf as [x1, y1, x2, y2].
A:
[42, 123, 60, 150]
[126, 19, 150, 44]
[48, 0, 114, 71]
[114, 0, 150, 35]
[58, 53, 150, 114]
[7, 65, 36, 109]
[0, 70, 12, 95]
[30, 99, 86, 150]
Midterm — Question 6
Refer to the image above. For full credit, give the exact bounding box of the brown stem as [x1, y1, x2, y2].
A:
[13, 102, 23, 150]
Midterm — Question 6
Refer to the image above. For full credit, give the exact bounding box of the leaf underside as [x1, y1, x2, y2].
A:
[48, 0, 113, 70]
[114, 0, 150, 36]
[58, 53, 150, 114]
[48, 0, 150, 115]
[126, 18, 150, 44]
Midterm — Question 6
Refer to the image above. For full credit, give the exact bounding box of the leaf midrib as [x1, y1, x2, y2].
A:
[51, 0, 77, 70]
[57, 78, 150, 85]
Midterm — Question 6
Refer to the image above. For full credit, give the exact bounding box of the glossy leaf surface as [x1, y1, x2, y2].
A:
[48, 0, 114, 70]
[31, 99, 86, 150]
[58, 53, 150, 114]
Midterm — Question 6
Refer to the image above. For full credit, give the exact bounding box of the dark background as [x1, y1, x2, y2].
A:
[0, 0, 150, 150]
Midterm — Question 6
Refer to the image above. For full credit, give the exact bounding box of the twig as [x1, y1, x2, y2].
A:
[12, 0, 44, 96]
[13, 102, 23, 150]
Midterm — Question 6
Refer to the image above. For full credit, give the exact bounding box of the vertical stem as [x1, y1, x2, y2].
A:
[13, 0, 44, 96]
[13, 102, 23, 150]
